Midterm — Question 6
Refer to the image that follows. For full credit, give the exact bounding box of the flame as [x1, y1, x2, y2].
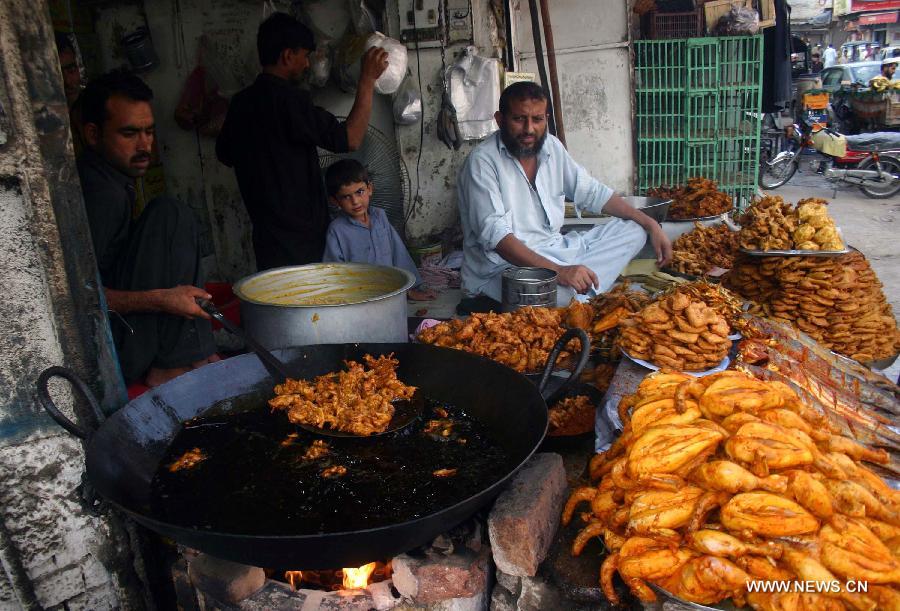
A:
[284, 570, 303, 590]
[342, 562, 377, 589]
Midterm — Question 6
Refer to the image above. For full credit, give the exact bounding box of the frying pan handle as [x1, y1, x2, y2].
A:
[196, 298, 293, 382]
[537, 327, 591, 405]
[36, 366, 106, 439]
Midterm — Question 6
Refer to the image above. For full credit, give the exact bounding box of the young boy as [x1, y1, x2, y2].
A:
[323, 159, 435, 301]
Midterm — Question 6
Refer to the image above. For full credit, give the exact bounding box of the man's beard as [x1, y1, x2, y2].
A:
[499, 126, 547, 158]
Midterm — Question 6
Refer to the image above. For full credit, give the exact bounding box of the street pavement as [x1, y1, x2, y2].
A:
[760, 164, 900, 380]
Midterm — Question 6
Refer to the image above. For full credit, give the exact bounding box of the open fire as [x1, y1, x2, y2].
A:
[281, 561, 390, 592]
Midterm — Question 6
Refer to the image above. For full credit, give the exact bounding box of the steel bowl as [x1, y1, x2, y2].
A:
[622, 196, 672, 224]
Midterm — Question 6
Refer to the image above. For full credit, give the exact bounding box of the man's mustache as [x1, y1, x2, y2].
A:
[131, 153, 151, 163]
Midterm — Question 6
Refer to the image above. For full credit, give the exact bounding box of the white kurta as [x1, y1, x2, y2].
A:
[457, 132, 647, 305]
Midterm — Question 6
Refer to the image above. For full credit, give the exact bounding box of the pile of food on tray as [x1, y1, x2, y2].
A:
[548, 395, 595, 437]
[726, 250, 900, 362]
[417, 304, 585, 373]
[673, 281, 748, 335]
[617, 292, 731, 371]
[670, 222, 740, 276]
[269, 354, 416, 435]
[648, 177, 733, 220]
[562, 368, 900, 609]
[585, 282, 652, 357]
[738, 196, 844, 252]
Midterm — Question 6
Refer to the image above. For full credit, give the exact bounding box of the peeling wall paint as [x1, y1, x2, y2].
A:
[0, 1, 147, 607]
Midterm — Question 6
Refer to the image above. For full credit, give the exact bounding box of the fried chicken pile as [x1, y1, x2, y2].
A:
[670, 222, 740, 276]
[738, 196, 844, 252]
[548, 395, 596, 437]
[726, 251, 900, 362]
[618, 292, 731, 371]
[417, 306, 581, 373]
[269, 354, 416, 436]
[563, 370, 900, 609]
[585, 283, 651, 358]
[649, 177, 733, 220]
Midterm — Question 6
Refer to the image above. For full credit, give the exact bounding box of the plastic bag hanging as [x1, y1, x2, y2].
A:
[447, 47, 500, 141]
[393, 73, 422, 125]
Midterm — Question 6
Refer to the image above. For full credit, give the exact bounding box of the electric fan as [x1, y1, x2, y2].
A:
[318, 121, 410, 235]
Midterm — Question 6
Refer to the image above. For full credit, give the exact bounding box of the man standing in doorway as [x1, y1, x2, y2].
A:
[217, 12, 389, 271]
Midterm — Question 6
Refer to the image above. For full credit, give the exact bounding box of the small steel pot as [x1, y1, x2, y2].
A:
[233, 263, 415, 350]
[501, 267, 558, 312]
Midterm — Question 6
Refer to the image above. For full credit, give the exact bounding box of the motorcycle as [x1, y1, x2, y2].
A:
[759, 119, 900, 199]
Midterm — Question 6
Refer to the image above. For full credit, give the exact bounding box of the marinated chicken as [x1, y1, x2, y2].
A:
[563, 369, 900, 608]
[269, 354, 415, 436]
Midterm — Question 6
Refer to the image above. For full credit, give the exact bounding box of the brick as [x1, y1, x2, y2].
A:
[58, 583, 118, 611]
[392, 547, 491, 604]
[368, 579, 402, 610]
[487, 453, 567, 577]
[31, 565, 85, 608]
[188, 554, 265, 604]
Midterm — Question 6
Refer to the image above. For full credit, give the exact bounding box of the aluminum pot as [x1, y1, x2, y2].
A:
[232, 263, 415, 350]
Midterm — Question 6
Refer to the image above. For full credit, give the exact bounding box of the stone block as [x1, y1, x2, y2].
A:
[494, 571, 519, 596]
[368, 579, 402, 610]
[58, 583, 118, 611]
[488, 453, 567, 577]
[517, 575, 566, 611]
[490, 585, 517, 611]
[430, 588, 490, 611]
[392, 547, 491, 604]
[32, 565, 85, 608]
[187, 554, 265, 604]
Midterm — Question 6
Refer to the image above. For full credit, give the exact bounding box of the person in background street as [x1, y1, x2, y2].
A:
[217, 12, 388, 271]
[78, 70, 219, 387]
[322, 159, 435, 301]
[881, 57, 898, 80]
[823, 44, 837, 68]
[456, 82, 672, 306]
[810, 52, 824, 73]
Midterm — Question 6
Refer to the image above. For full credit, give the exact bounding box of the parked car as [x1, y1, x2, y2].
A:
[820, 61, 899, 132]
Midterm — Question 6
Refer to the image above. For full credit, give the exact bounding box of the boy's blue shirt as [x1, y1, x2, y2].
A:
[322, 206, 422, 286]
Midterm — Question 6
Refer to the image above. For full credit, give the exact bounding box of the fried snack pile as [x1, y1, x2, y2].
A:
[671, 280, 749, 335]
[649, 177, 733, 220]
[793, 198, 844, 251]
[563, 370, 900, 609]
[548, 395, 595, 437]
[671, 223, 740, 276]
[618, 292, 731, 371]
[738, 195, 797, 251]
[418, 306, 578, 373]
[167, 447, 207, 473]
[726, 251, 900, 362]
[588, 282, 651, 335]
[269, 354, 415, 436]
[739, 196, 844, 252]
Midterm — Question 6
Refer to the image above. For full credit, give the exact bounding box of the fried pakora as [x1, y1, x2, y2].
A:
[167, 447, 207, 473]
[548, 395, 595, 437]
[649, 177, 733, 220]
[269, 354, 416, 436]
[670, 223, 740, 276]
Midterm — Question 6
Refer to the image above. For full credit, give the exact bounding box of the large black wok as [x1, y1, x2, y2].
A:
[37, 331, 587, 569]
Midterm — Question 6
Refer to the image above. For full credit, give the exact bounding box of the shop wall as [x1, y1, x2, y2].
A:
[0, 2, 147, 608]
[90, 0, 395, 282]
[512, 0, 634, 195]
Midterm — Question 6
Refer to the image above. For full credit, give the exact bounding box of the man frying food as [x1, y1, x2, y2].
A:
[457, 82, 672, 305]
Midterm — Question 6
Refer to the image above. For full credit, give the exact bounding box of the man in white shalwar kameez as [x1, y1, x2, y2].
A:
[457, 82, 672, 306]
